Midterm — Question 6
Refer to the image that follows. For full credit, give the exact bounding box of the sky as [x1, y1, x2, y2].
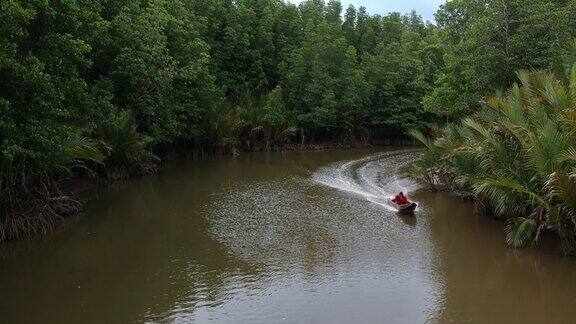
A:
[289, 0, 446, 22]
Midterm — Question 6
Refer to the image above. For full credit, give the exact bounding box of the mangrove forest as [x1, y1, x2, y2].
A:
[5, 1, 576, 323]
[2, 0, 576, 251]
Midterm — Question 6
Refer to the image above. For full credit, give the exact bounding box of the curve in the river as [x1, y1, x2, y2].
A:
[312, 149, 421, 211]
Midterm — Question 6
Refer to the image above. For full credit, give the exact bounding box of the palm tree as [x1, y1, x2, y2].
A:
[411, 64, 576, 254]
[97, 110, 158, 180]
[0, 133, 103, 241]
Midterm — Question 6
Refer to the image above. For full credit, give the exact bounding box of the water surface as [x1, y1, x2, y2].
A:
[1, 148, 576, 323]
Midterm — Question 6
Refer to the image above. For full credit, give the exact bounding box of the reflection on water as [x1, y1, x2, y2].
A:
[1, 148, 576, 323]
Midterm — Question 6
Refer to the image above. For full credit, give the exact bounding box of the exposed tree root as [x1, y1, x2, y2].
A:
[0, 182, 82, 242]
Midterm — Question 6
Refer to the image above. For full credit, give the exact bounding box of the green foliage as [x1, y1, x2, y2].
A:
[362, 20, 436, 133]
[412, 67, 576, 253]
[3, 0, 576, 240]
[1, 0, 445, 188]
[0, 131, 103, 241]
[105, 0, 218, 144]
[505, 217, 537, 248]
[426, 0, 576, 119]
[283, 18, 370, 140]
[97, 110, 158, 180]
[242, 87, 296, 151]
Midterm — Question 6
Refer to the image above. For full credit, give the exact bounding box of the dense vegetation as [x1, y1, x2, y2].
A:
[409, 1, 576, 254]
[2, 0, 576, 242]
[0, 0, 440, 239]
[411, 64, 576, 254]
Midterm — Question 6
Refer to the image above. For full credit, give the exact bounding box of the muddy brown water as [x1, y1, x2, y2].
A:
[1, 148, 576, 323]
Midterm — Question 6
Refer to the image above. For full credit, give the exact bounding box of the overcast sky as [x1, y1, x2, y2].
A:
[289, 0, 446, 22]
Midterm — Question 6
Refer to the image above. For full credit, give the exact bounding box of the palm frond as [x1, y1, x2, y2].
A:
[407, 129, 430, 149]
[570, 64, 576, 105]
[505, 217, 537, 247]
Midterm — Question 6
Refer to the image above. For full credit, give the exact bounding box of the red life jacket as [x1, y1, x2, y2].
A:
[394, 195, 409, 205]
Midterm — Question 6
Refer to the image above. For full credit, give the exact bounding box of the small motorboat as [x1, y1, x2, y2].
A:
[388, 199, 418, 213]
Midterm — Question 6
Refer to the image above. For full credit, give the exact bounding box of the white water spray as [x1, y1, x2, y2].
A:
[312, 150, 420, 211]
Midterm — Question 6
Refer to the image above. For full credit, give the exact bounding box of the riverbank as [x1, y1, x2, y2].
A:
[409, 67, 576, 255]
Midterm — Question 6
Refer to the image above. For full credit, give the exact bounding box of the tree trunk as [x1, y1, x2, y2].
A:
[265, 132, 271, 152]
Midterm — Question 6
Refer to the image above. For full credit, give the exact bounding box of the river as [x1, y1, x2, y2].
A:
[1, 148, 576, 323]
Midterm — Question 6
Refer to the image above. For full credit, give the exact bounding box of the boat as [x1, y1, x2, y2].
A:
[388, 199, 418, 213]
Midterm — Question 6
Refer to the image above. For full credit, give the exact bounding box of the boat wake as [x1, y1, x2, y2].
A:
[312, 150, 421, 211]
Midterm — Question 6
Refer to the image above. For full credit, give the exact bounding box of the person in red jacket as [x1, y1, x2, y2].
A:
[392, 192, 410, 205]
